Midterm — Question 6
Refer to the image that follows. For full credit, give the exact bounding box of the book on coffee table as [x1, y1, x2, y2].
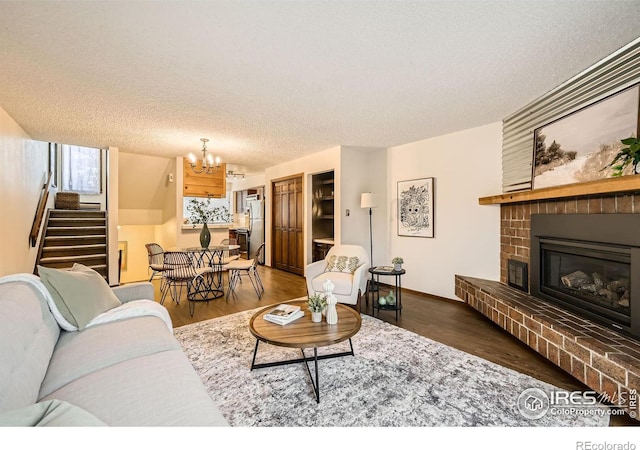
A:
[264, 309, 304, 325]
[264, 304, 304, 325]
[266, 304, 299, 318]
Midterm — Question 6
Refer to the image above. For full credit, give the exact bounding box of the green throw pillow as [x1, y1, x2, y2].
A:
[37, 264, 121, 330]
[325, 255, 360, 274]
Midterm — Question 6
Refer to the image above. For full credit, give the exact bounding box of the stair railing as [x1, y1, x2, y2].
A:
[29, 172, 53, 247]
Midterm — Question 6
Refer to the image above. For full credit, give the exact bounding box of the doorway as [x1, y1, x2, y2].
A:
[271, 174, 304, 275]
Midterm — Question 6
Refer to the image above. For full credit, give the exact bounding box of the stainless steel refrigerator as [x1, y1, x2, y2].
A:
[247, 199, 265, 264]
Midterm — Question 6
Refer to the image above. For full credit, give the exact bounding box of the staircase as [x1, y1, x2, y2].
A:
[35, 209, 108, 279]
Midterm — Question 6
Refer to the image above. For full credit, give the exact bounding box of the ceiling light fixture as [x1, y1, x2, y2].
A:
[188, 138, 221, 174]
[226, 170, 245, 180]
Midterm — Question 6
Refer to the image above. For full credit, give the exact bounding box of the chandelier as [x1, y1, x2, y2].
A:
[188, 138, 221, 174]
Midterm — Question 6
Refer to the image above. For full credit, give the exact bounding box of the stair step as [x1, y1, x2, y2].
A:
[46, 226, 106, 236]
[43, 244, 106, 251]
[48, 218, 106, 227]
[42, 244, 107, 258]
[45, 235, 107, 246]
[49, 209, 105, 218]
[39, 253, 107, 264]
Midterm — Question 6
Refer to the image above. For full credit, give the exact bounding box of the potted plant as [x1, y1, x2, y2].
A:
[392, 256, 404, 271]
[307, 293, 327, 323]
[603, 136, 640, 177]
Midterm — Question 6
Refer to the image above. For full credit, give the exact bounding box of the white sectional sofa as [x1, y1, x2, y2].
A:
[0, 274, 228, 426]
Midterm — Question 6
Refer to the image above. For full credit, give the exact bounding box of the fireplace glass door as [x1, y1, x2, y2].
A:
[540, 240, 631, 326]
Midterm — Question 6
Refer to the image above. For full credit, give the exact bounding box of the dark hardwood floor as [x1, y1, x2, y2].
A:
[149, 264, 637, 426]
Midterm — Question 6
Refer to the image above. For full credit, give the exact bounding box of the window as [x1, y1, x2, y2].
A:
[183, 196, 231, 225]
[61, 145, 102, 194]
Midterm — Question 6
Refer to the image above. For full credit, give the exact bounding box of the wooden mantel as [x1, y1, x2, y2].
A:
[479, 174, 640, 205]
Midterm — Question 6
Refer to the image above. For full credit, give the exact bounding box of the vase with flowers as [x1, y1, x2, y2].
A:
[392, 256, 404, 271]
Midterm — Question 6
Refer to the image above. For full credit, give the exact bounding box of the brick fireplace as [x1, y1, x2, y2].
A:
[500, 193, 640, 285]
[456, 191, 640, 418]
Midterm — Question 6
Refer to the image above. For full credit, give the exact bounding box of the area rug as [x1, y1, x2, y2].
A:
[174, 306, 610, 427]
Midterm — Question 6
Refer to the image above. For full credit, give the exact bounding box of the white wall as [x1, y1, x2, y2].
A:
[117, 210, 164, 283]
[340, 146, 388, 267]
[388, 122, 503, 299]
[0, 106, 50, 276]
[230, 173, 266, 193]
[158, 158, 177, 250]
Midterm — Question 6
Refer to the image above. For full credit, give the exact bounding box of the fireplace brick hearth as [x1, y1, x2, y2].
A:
[455, 191, 640, 419]
[455, 275, 640, 418]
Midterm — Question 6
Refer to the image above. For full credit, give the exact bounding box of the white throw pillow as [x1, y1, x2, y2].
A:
[37, 264, 121, 331]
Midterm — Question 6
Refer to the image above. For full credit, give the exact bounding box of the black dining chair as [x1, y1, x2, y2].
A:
[146, 243, 169, 299]
[145, 243, 166, 282]
[220, 238, 241, 265]
[160, 251, 216, 317]
[224, 243, 265, 300]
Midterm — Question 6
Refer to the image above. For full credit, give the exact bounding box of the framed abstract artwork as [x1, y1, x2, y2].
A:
[397, 177, 434, 238]
[532, 84, 640, 189]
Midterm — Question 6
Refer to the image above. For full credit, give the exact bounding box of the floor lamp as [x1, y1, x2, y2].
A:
[360, 192, 376, 267]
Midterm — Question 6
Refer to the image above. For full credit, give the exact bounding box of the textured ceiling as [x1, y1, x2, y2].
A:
[1, 1, 639, 176]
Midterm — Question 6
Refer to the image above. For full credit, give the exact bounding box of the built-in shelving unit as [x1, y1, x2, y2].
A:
[311, 171, 335, 262]
[479, 174, 640, 205]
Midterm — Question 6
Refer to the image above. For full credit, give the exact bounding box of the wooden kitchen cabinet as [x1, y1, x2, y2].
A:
[234, 188, 259, 213]
[235, 191, 246, 213]
[183, 160, 227, 198]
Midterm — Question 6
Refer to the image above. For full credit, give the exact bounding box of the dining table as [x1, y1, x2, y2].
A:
[169, 244, 240, 301]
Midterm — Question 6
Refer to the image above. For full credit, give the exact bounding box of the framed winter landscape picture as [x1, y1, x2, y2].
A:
[532, 84, 640, 189]
[397, 177, 434, 238]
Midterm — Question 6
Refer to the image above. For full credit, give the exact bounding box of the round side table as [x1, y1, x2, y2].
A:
[368, 267, 405, 321]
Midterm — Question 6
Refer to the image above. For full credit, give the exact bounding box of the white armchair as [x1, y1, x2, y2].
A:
[305, 244, 370, 309]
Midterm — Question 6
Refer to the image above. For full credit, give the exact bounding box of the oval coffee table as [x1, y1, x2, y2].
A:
[249, 299, 361, 403]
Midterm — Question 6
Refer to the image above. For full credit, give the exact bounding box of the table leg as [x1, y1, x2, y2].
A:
[395, 274, 399, 321]
[398, 273, 403, 320]
[252, 339, 355, 403]
[371, 274, 378, 317]
[301, 348, 320, 403]
[370, 274, 374, 317]
[250, 340, 260, 370]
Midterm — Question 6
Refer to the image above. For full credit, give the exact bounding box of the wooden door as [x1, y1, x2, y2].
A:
[273, 181, 286, 271]
[272, 175, 304, 275]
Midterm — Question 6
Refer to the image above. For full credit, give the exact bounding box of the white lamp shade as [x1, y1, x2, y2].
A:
[360, 192, 376, 208]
